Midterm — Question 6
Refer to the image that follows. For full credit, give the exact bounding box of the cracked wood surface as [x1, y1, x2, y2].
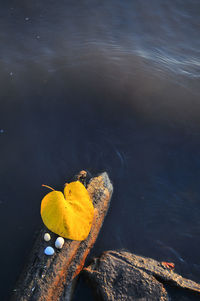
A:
[83, 251, 200, 301]
[10, 172, 113, 301]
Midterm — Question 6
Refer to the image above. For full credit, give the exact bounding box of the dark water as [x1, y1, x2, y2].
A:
[1, 1, 200, 300]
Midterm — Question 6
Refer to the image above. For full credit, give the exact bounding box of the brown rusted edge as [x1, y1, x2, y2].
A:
[9, 172, 113, 301]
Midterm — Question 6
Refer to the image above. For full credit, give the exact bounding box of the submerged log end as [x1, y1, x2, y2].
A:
[83, 251, 200, 301]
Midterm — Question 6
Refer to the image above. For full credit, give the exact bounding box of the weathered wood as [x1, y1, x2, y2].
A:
[83, 250, 200, 301]
[10, 172, 113, 301]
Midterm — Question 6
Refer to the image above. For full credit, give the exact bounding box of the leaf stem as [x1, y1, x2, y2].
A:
[42, 184, 55, 191]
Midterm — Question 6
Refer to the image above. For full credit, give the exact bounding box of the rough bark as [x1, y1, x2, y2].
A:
[83, 250, 200, 301]
[10, 172, 113, 301]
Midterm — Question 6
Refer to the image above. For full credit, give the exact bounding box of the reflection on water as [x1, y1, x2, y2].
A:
[0, 1, 200, 300]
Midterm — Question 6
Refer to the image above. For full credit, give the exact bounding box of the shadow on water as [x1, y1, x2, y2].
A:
[0, 1, 200, 300]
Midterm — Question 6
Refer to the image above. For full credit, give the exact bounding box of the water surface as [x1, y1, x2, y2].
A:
[0, 1, 200, 300]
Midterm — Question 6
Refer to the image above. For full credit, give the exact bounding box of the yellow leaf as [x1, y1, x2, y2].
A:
[41, 181, 94, 240]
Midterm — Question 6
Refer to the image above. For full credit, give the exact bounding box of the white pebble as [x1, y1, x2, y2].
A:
[44, 233, 51, 242]
[44, 246, 54, 256]
[55, 237, 64, 249]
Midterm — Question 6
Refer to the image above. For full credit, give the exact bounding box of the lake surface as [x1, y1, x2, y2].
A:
[0, 1, 200, 300]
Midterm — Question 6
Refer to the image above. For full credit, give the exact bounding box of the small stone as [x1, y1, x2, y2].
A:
[55, 237, 64, 249]
[44, 246, 54, 256]
[44, 233, 51, 242]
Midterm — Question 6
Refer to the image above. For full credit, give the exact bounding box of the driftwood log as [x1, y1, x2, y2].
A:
[83, 250, 200, 301]
[10, 172, 113, 301]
